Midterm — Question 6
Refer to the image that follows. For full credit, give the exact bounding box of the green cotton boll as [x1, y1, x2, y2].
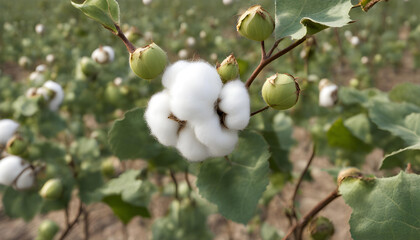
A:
[129, 43, 168, 80]
[217, 54, 239, 83]
[308, 216, 335, 240]
[35, 220, 59, 240]
[262, 73, 300, 110]
[236, 5, 275, 41]
[39, 178, 64, 200]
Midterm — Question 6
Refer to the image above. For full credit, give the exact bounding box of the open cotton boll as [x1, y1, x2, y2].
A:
[176, 125, 211, 162]
[169, 61, 222, 121]
[91, 46, 115, 64]
[0, 119, 19, 145]
[145, 90, 179, 147]
[319, 84, 339, 107]
[43, 80, 64, 111]
[162, 60, 190, 90]
[218, 79, 250, 130]
[193, 113, 238, 157]
[14, 167, 35, 190]
[0, 156, 29, 186]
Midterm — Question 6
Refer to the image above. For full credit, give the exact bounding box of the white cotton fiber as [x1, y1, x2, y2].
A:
[14, 167, 35, 190]
[176, 124, 211, 162]
[43, 80, 64, 111]
[162, 61, 190, 90]
[169, 61, 222, 122]
[91, 46, 115, 64]
[218, 79, 250, 130]
[0, 156, 28, 186]
[145, 90, 179, 147]
[319, 84, 338, 107]
[0, 119, 19, 145]
[193, 113, 238, 157]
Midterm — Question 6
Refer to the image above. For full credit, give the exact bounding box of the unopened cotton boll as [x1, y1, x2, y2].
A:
[218, 80, 250, 130]
[193, 113, 238, 157]
[0, 119, 19, 145]
[0, 156, 28, 186]
[14, 167, 35, 190]
[169, 61, 223, 122]
[91, 46, 115, 64]
[161, 60, 190, 89]
[145, 90, 179, 147]
[319, 84, 339, 107]
[176, 125, 211, 162]
[43, 80, 64, 111]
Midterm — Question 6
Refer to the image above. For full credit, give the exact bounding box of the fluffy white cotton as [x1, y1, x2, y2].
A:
[176, 125, 211, 162]
[178, 49, 189, 59]
[170, 61, 222, 122]
[143, 0, 152, 5]
[14, 167, 35, 190]
[186, 37, 196, 47]
[35, 23, 45, 35]
[43, 80, 64, 111]
[319, 84, 339, 107]
[36, 64, 47, 73]
[0, 119, 19, 145]
[46, 54, 55, 63]
[218, 80, 250, 130]
[91, 46, 115, 64]
[193, 113, 238, 157]
[350, 36, 360, 46]
[223, 0, 234, 5]
[0, 156, 28, 186]
[145, 90, 179, 147]
[29, 71, 45, 84]
[162, 60, 190, 89]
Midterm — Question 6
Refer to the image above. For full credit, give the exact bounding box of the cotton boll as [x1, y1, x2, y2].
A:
[35, 24, 45, 35]
[162, 61, 190, 90]
[169, 61, 223, 122]
[91, 46, 115, 64]
[176, 125, 211, 162]
[14, 167, 35, 190]
[145, 90, 179, 147]
[43, 80, 64, 111]
[0, 119, 19, 145]
[186, 37, 196, 47]
[46, 54, 55, 64]
[193, 113, 238, 157]
[143, 0, 152, 5]
[319, 84, 339, 107]
[218, 80, 250, 130]
[223, 0, 234, 5]
[29, 71, 45, 84]
[36, 64, 47, 73]
[0, 156, 28, 186]
[350, 36, 360, 46]
[178, 49, 189, 59]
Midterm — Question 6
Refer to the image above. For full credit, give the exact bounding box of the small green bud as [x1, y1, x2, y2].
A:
[236, 5, 275, 41]
[101, 158, 116, 178]
[36, 220, 59, 240]
[337, 167, 362, 185]
[6, 136, 28, 156]
[262, 73, 300, 110]
[217, 54, 239, 83]
[308, 216, 335, 240]
[39, 178, 63, 200]
[80, 56, 99, 77]
[129, 43, 167, 80]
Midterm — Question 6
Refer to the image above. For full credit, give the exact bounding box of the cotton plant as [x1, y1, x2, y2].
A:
[0, 119, 19, 146]
[145, 60, 250, 162]
[0, 156, 35, 190]
[26, 80, 64, 111]
[318, 78, 339, 108]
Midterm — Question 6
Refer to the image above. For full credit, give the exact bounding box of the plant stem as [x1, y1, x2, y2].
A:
[83, 206, 89, 240]
[114, 24, 136, 54]
[250, 106, 269, 116]
[282, 189, 340, 240]
[261, 41, 267, 58]
[170, 169, 180, 201]
[59, 200, 84, 240]
[245, 37, 307, 89]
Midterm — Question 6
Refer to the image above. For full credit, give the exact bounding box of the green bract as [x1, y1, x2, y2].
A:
[217, 54, 239, 83]
[39, 178, 64, 200]
[237, 5, 274, 41]
[262, 73, 300, 110]
[35, 220, 59, 240]
[129, 43, 168, 80]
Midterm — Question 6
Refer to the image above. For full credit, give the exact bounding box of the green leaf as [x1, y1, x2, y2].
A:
[2, 188, 43, 221]
[339, 172, 420, 240]
[78, 171, 104, 204]
[196, 131, 270, 224]
[71, 0, 120, 33]
[12, 96, 39, 117]
[261, 222, 283, 240]
[102, 195, 150, 224]
[343, 113, 372, 144]
[152, 200, 213, 240]
[389, 82, 420, 107]
[275, 0, 353, 40]
[108, 108, 162, 160]
[327, 118, 372, 152]
[381, 144, 420, 170]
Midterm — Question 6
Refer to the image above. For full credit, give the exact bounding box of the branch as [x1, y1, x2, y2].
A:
[245, 37, 307, 89]
[282, 189, 340, 240]
[170, 169, 180, 200]
[267, 38, 285, 57]
[261, 41, 267, 59]
[250, 106, 269, 116]
[82, 206, 89, 240]
[59, 200, 84, 240]
[114, 24, 136, 54]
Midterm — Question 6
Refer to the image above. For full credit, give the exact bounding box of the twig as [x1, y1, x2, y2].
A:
[261, 41, 267, 59]
[185, 168, 193, 191]
[245, 37, 307, 89]
[82, 206, 89, 240]
[65, 207, 70, 227]
[251, 106, 270, 116]
[59, 200, 84, 240]
[114, 24, 136, 54]
[170, 170, 180, 200]
[282, 189, 340, 240]
[267, 38, 285, 57]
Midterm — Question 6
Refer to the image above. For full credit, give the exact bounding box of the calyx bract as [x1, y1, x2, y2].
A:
[237, 5, 274, 41]
[129, 43, 168, 80]
[262, 73, 300, 110]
